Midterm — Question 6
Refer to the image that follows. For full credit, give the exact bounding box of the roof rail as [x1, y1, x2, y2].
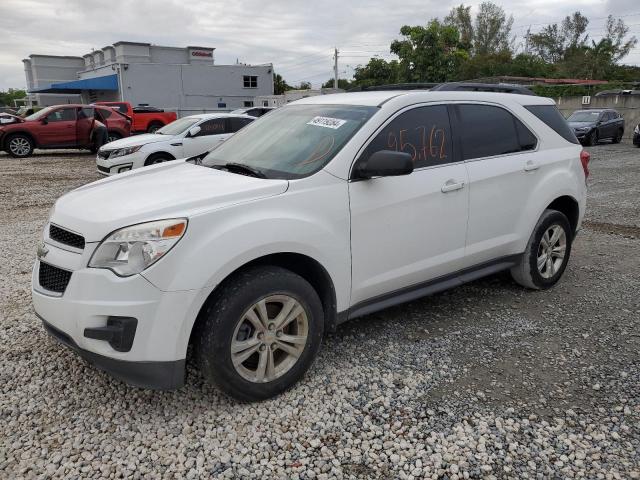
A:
[347, 83, 438, 92]
[430, 82, 536, 95]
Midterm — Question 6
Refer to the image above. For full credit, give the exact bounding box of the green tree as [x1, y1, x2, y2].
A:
[527, 12, 590, 63]
[391, 20, 468, 83]
[474, 2, 514, 55]
[297, 81, 312, 90]
[273, 73, 291, 95]
[352, 58, 400, 87]
[444, 5, 473, 50]
[0, 88, 27, 107]
[321, 78, 353, 89]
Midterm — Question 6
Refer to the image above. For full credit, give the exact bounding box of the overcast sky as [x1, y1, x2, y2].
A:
[0, 0, 638, 91]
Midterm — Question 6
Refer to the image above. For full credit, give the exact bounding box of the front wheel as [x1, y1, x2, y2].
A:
[6, 134, 34, 158]
[194, 266, 324, 401]
[585, 130, 597, 146]
[511, 209, 573, 290]
[612, 129, 623, 144]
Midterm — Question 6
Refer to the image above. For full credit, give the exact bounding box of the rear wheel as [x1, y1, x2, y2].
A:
[511, 209, 573, 290]
[6, 134, 34, 158]
[194, 266, 324, 401]
[147, 122, 163, 133]
[107, 131, 121, 143]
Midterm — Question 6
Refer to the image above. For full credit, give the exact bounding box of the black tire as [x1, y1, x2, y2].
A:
[147, 122, 163, 133]
[585, 130, 597, 146]
[5, 134, 34, 158]
[194, 266, 324, 401]
[511, 209, 573, 290]
[107, 131, 121, 143]
[612, 129, 623, 144]
[144, 153, 173, 166]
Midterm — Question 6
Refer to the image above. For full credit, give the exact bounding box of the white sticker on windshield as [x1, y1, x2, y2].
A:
[307, 116, 347, 129]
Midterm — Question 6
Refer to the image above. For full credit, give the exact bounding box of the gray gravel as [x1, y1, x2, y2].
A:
[1, 144, 639, 479]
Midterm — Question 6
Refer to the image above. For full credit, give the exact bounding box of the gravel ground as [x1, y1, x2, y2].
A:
[1, 144, 639, 479]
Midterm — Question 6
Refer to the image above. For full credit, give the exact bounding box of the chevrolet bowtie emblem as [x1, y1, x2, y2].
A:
[37, 242, 49, 259]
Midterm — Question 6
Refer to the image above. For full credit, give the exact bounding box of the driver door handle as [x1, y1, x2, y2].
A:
[441, 179, 465, 193]
[524, 160, 540, 172]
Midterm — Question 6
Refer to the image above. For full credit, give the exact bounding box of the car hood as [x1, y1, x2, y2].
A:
[568, 121, 595, 129]
[102, 133, 173, 149]
[50, 161, 289, 241]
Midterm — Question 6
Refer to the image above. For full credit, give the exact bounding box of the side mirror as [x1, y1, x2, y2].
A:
[355, 150, 414, 179]
[41, 118, 48, 125]
[188, 126, 201, 137]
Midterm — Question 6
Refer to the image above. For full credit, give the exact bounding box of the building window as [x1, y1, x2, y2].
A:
[263, 100, 269, 107]
[243, 101, 254, 107]
[243, 75, 258, 88]
[218, 102, 227, 108]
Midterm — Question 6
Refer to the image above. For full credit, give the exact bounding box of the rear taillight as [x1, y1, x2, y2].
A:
[580, 150, 590, 180]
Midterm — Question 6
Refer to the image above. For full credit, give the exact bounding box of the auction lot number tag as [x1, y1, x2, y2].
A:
[307, 116, 347, 129]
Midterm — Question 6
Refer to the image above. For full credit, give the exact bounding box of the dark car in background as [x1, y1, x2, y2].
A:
[567, 109, 624, 146]
[633, 123, 639, 147]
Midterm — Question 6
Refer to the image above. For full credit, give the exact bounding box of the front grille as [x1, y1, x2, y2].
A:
[49, 224, 85, 250]
[39, 262, 72, 294]
[97, 165, 110, 174]
[97, 150, 110, 160]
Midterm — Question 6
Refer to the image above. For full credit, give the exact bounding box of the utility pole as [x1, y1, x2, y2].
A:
[333, 47, 339, 89]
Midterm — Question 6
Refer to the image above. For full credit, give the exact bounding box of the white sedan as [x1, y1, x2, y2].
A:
[96, 113, 254, 175]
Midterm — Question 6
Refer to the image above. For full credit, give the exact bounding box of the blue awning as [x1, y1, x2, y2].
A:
[30, 74, 119, 93]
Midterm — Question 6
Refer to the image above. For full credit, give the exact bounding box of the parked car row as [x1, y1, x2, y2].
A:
[1, 102, 275, 159]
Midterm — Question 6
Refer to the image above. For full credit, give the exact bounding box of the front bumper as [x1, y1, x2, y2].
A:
[31, 240, 204, 389]
[96, 150, 146, 176]
[40, 317, 185, 389]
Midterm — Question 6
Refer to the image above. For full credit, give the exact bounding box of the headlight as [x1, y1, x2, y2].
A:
[105, 145, 142, 159]
[576, 127, 589, 131]
[89, 219, 187, 276]
[635, 125, 639, 134]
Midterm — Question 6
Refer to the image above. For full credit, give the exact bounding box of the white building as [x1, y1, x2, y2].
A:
[23, 41, 274, 115]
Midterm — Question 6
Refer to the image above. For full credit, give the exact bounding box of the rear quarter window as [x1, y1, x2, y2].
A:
[525, 105, 579, 145]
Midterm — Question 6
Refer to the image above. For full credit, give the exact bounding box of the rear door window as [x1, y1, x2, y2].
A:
[359, 105, 454, 169]
[456, 104, 535, 160]
[229, 117, 254, 133]
[526, 105, 579, 144]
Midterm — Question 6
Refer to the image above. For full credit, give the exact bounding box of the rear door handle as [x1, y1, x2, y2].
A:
[524, 160, 540, 172]
[441, 179, 465, 193]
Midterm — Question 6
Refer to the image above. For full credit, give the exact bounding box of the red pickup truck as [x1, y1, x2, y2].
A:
[0, 104, 131, 158]
[95, 102, 177, 133]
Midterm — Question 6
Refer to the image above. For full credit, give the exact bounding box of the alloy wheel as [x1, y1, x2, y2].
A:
[230, 295, 308, 383]
[537, 224, 567, 279]
[9, 137, 30, 156]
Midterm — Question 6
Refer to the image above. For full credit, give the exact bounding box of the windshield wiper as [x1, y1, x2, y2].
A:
[222, 162, 266, 178]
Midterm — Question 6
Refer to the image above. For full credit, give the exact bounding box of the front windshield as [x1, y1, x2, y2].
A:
[156, 117, 200, 135]
[567, 111, 601, 122]
[201, 104, 376, 179]
[25, 106, 54, 121]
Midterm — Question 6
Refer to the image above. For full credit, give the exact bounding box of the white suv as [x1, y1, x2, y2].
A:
[32, 91, 589, 400]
